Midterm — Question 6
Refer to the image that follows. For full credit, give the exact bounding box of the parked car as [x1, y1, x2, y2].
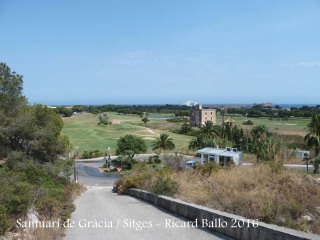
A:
[184, 160, 198, 169]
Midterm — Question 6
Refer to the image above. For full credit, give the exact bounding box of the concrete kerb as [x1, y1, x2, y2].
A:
[127, 188, 319, 240]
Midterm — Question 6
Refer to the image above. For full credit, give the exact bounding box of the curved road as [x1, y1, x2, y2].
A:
[64, 163, 232, 240]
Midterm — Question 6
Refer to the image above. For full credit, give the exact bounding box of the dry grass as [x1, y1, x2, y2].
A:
[173, 165, 320, 233]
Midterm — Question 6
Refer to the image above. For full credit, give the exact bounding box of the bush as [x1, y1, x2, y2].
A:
[148, 155, 161, 164]
[117, 173, 152, 194]
[314, 157, 320, 174]
[0, 169, 34, 215]
[195, 162, 221, 176]
[150, 169, 179, 197]
[114, 155, 134, 170]
[151, 175, 179, 197]
[98, 114, 112, 126]
[81, 150, 104, 159]
[0, 204, 10, 236]
[243, 120, 254, 125]
[166, 118, 187, 123]
[178, 122, 192, 134]
[163, 153, 184, 170]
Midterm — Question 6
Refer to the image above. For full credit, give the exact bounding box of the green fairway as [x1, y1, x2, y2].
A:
[216, 115, 309, 136]
[62, 112, 310, 155]
[62, 113, 193, 154]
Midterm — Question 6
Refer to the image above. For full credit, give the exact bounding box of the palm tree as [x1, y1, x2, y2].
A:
[250, 125, 274, 162]
[188, 135, 216, 150]
[305, 115, 320, 157]
[151, 133, 175, 152]
[198, 121, 220, 139]
[251, 125, 271, 140]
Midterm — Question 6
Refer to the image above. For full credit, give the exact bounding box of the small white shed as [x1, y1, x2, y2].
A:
[295, 150, 310, 160]
[196, 147, 243, 166]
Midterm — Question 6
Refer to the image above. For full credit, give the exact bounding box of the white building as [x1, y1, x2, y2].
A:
[295, 150, 310, 160]
[196, 147, 243, 166]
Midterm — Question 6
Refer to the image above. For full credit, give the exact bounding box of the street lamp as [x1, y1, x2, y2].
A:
[74, 147, 79, 182]
[107, 147, 111, 168]
[246, 129, 249, 152]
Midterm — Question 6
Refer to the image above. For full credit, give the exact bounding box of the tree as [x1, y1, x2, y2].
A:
[198, 121, 220, 140]
[138, 112, 144, 118]
[8, 104, 71, 162]
[115, 134, 147, 157]
[304, 115, 320, 157]
[178, 122, 192, 134]
[151, 133, 175, 152]
[55, 107, 73, 117]
[188, 135, 215, 150]
[187, 121, 219, 150]
[0, 63, 76, 237]
[0, 63, 28, 158]
[250, 125, 280, 162]
[251, 125, 271, 140]
[98, 113, 111, 126]
[0, 63, 27, 116]
[314, 157, 320, 174]
[141, 117, 149, 125]
[0, 63, 71, 162]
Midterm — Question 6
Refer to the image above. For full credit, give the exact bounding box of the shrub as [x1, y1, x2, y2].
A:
[117, 173, 152, 194]
[81, 150, 104, 159]
[263, 202, 280, 223]
[0, 204, 10, 236]
[314, 157, 320, 174]
[243, 120, 254, 125]
[114, 155, 134, 170]
[151, 175, 179, 197]
[148, 155, 161, 164]
[163, 153, 184, 170]
[98, 114, 112, 126]
[166, 118, 186, 123]
[195, 162, 221, 176]
[154, 156, 161, 164]
[178, 122, 192, 134]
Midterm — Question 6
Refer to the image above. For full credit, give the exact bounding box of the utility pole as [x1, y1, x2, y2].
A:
[246, 129, 249, 152]
[221, 106, 227, 139]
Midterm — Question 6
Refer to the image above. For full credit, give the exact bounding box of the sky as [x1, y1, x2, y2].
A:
[1, 0, 320, 105]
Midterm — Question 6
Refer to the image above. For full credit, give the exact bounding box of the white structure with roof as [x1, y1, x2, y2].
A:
[196, 147, 243, 166]
[295, 150, 310, 160]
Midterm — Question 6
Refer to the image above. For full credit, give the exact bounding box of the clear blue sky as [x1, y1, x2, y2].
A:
[1, 0, 320, 105]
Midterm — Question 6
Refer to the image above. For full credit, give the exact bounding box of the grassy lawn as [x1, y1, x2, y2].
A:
[216, 115, 309, 135]
[62, 113, 192, 154]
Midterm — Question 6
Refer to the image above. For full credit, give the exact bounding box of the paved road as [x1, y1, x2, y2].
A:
[78, 155, 315, 172]
[64, 164, 232, 240]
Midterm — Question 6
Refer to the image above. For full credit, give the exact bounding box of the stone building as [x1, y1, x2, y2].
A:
[189, 104, 216, 126]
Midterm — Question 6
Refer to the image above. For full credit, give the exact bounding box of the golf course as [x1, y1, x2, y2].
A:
[62, 111, 310, 155]
[61, 112, 194, 154]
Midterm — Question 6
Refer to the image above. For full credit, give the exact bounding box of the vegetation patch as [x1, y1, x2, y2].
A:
[0, 63, 83, 238]
[118, 164, 320, 234]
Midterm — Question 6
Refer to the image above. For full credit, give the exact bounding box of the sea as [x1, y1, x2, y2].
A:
[203, 104, 318, 109]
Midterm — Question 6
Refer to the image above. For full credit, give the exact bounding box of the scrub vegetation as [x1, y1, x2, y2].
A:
[0, 63, 81, 239]
[117, 163, 320, 234]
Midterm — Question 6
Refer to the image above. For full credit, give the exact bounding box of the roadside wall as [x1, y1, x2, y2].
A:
[127, 189, 319, 240]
